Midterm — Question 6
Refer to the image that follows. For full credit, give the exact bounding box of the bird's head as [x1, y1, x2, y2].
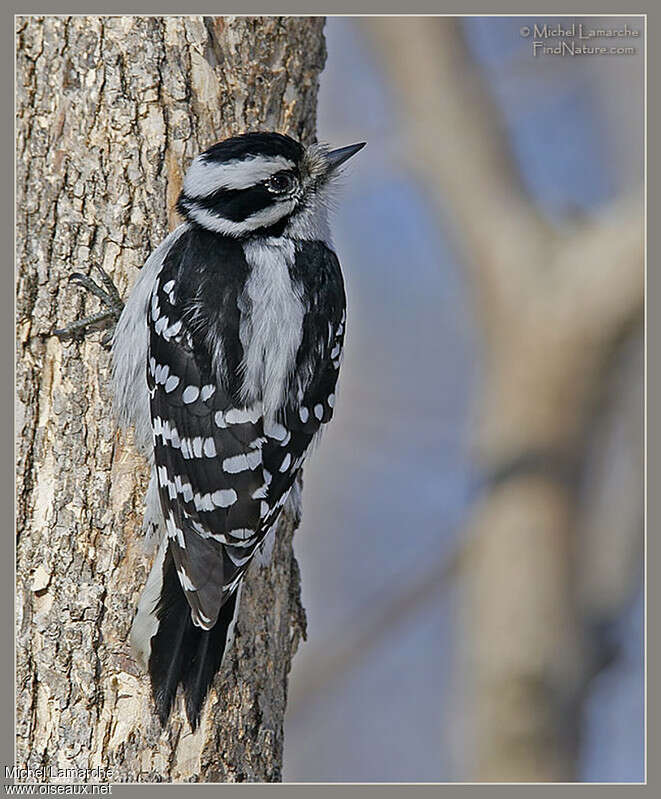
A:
[176, 131, 365, 240]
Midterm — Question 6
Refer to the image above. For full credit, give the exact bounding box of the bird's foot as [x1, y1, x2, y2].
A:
[53, 265, 125, 348]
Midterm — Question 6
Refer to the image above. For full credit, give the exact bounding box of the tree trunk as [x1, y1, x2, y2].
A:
[16, 15, 325, 782]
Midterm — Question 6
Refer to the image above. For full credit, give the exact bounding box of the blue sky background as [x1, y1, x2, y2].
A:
[282, 16, 644, 782]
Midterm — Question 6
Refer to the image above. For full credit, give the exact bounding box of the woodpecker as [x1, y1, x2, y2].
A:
[56, 131, 365, 729]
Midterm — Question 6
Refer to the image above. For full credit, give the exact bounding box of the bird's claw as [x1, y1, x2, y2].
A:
[53, 265, 125, 344]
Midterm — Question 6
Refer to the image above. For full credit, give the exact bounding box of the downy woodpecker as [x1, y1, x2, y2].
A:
[57, 132, 365, 729]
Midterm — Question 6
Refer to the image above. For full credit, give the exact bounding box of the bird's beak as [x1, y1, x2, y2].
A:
[325, 142, 366, 172]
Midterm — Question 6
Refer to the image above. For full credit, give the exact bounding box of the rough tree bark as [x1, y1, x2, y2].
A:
[368, 18, 643, 781]
[16, 15, 326, 782]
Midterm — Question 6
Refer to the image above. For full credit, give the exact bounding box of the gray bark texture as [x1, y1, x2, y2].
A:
[16, 15, 326, 782]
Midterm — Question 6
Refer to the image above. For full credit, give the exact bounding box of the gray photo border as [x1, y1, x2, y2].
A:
[5, 2, 654, 797]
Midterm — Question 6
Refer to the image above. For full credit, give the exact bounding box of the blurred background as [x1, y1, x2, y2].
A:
[282, 16, 644, 782]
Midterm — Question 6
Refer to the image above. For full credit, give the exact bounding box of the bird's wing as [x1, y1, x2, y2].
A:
[260, 241, 347, 525]
[148, 238, 345, 629]
[148, 262, 269, 630]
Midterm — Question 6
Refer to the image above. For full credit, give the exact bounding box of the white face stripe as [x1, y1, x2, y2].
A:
[184, 200, 297, 238]
[183, 153, 296, 197]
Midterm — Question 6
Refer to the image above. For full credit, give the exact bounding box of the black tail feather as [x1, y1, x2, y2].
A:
[148, 549, 239, 730]
[182, 591, 239, 730]
[148, 548, 193, 725]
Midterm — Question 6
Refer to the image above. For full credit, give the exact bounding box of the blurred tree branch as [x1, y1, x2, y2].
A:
[368, 17, 643, 781]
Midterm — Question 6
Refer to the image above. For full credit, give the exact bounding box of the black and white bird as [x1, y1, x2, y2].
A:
[60, 131, 364, 729]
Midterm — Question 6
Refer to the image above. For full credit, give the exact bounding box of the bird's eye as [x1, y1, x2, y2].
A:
[266, 172, 295, 194]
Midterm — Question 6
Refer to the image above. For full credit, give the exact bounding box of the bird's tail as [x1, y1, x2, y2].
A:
[130, 539, 241, 731]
